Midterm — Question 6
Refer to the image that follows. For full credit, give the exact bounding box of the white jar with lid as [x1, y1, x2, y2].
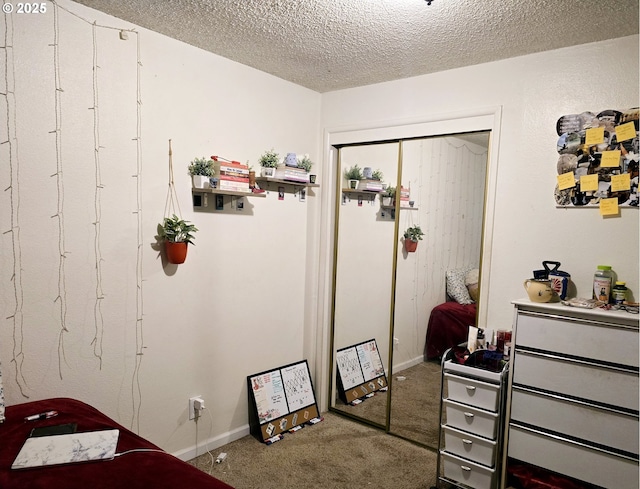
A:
[593, 265, 614, 303]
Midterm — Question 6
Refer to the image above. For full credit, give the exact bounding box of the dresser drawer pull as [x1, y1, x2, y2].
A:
[460, 465, 472, 472]
[462, 439, 473, 445]
[465, 385, 476, 391]
[464, 412, 474, 418]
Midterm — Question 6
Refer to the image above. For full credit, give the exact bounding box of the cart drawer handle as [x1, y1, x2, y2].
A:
[464, 412, 474, 418]
[461, 465, 472, 472]
[462, 439, 473, 445]
[465, 385, 476, 391]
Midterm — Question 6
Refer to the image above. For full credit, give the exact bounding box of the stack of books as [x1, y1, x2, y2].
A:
[274, 165, 310, 183]
[213, 161, 250, 192]
[400, 185, 410, 203]
[358, 179, 384, 192]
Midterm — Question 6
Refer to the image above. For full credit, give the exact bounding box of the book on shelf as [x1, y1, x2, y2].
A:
[216, 174, 250, 183]
[217, 180, 250, 192]
[274, 166, 310, 183]
[400, 185, 410, 201]
[214, 162, 250, 176]
[358, 179, 384, 192]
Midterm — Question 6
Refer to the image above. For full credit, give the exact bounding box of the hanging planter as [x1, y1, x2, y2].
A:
[403, 225, 424, 253]
[404, 239, 418, 253]
[160, 215, 198, 264]
[165, 241, 189, 264]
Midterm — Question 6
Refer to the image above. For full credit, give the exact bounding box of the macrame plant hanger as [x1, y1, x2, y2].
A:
[163, 139, 182, 221]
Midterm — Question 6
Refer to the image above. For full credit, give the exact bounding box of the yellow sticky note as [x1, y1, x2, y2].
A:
[557, 171, 576, 191]
[600, 198, 619, 216]
[611, 173, 631, 192]
[600, 150, 621, 168]
[585, 127, 605, 145]
[580, 174, 599, 192]
[615, 122, 636, 142]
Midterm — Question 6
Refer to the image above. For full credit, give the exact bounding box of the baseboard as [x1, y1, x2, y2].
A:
[173, 423, 251, 462]
[392, 355, 424, 373]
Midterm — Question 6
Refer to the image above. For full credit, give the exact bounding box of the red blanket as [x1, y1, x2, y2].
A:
[0, 398, 234, 489]
[424, 302, 476, 360]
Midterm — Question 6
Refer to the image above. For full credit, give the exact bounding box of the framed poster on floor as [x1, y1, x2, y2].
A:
[336, 338, 387, 404]
[247, 360, 319, 442]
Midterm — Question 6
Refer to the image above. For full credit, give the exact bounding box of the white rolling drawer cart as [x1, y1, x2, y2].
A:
[501, 300, 639, 489]
[434, 348, 509, 489]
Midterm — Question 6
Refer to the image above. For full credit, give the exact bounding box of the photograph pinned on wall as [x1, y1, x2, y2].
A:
[215, 194, 224, 210]
[299, 188, 306, 202]
[236, 197, 244, 211]
[342, 194, 347, 205]
[554, 107, 639, 208]
[358, 195, 363, 207]
[278, 187, 285, 200]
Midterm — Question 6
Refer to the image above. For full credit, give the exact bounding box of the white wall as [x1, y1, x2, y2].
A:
[0, 0, 321, 459]
[319, 36, 639, 345]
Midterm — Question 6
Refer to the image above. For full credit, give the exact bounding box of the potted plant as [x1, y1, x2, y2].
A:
[371, 169, 384, 181]
[188, 157, 215, 189]
[159, 214, 198, 264]
[403, 225, 424, 253]
[381, 185, 396, 206]
[259, 149, 279, 178]
[344, 165, 363, 189]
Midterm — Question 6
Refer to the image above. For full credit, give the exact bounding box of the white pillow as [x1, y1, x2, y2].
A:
[446, 267, 475, 305]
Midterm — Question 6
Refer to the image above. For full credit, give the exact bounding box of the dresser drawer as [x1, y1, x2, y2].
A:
[512, 351, 639, 411]
[511, 387, 639, 455]
[515, 311, 638, 368]
[508, 424, 639, 489]
[445, 373, 499, 411]
[443, 425, 497, 467]
[444, 399, 498, 439]
[441, 450, 495, 489]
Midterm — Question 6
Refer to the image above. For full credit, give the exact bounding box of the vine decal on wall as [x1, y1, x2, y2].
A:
[2, 9, 29, 398]
[51, 0, 71, 380]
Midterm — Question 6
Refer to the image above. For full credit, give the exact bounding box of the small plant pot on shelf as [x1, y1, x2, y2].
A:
[348, 179, 359, 189]
[192, 175, 210, 189]
[261, 167, 276, 178]
[165, 241, 188, 264]
[404, 239, 418, 253]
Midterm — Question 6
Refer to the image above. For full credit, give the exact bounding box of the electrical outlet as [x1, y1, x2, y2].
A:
[189, 396, 204, 420]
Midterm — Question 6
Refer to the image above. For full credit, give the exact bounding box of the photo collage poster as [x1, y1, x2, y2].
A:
[555, 108, 639, 213]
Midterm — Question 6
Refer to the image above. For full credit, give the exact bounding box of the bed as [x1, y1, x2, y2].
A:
[0, 397, 234, 489]
[424, 267, 478, 360]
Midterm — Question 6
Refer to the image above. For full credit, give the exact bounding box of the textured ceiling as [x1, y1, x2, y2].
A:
[73, 0, 639, 93]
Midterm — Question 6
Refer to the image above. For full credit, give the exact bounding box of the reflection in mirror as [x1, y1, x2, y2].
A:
[331, 142, 399, 427]
[389, 132, 490, 447]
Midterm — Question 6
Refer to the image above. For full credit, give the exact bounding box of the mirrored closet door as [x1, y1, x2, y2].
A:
[329, 131, 490, 449]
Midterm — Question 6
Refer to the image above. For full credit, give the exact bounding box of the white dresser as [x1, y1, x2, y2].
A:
[503, 300, 639, 489]
[436, 351, 509, 489]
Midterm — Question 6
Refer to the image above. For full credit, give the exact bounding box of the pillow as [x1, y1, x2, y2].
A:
[446, 267, 475, 304]
[465, 268, 480, 302]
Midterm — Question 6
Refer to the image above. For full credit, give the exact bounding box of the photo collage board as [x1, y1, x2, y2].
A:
[555, 108, 639, 213]
[335, 338, 387, 404]
[247, 360, 319, 442]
